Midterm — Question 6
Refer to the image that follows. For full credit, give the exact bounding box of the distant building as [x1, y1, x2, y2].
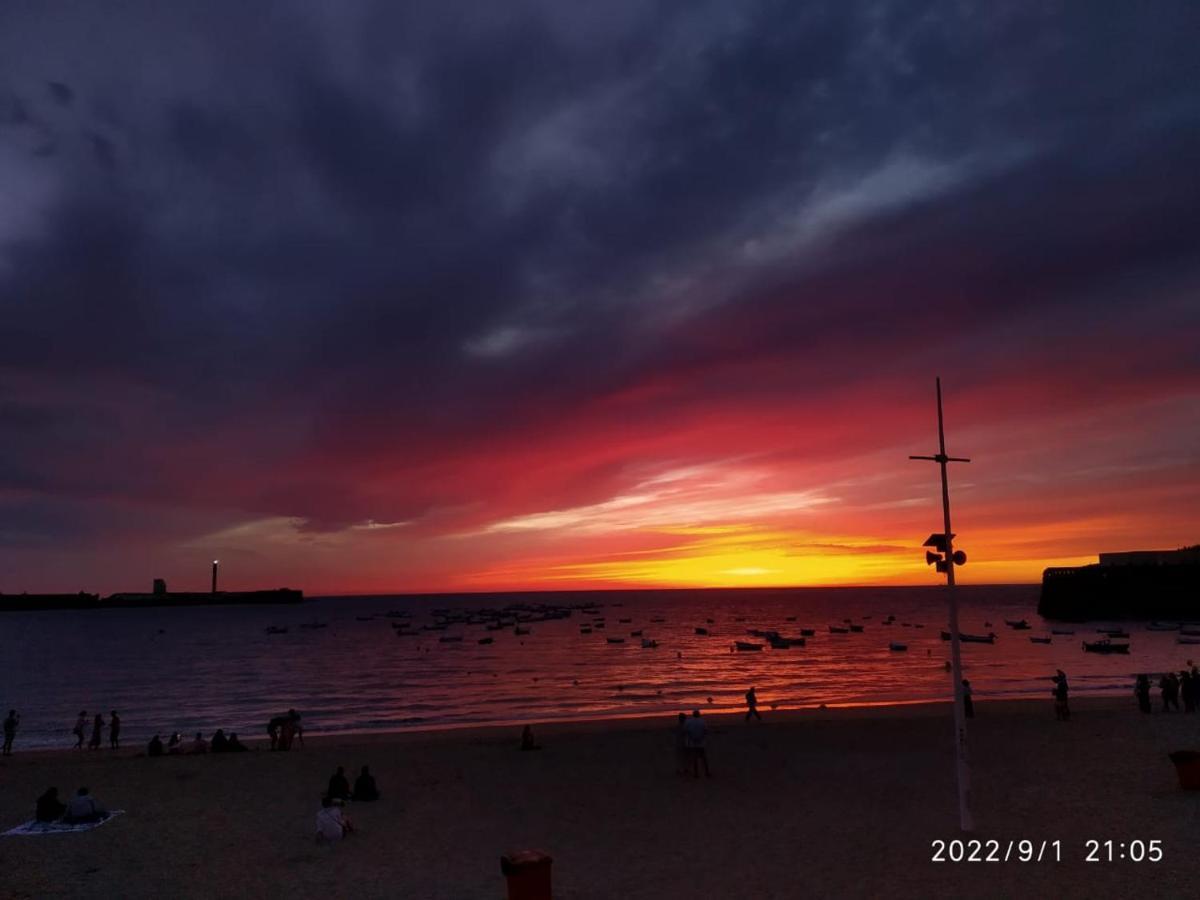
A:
[1098, 547, 1200, 566]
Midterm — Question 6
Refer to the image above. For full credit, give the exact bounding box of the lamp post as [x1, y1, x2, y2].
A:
[212, 559, 219, 594]
[910, 377, 973, 832]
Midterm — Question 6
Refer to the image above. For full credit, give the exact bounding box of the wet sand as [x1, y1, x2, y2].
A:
[2, 698, 1198, 899]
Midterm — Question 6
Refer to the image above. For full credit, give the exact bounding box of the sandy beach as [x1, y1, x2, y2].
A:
[2, 698, 1198, 899]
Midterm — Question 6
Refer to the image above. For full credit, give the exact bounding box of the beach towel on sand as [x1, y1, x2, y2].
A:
[4, 810, 124, 836]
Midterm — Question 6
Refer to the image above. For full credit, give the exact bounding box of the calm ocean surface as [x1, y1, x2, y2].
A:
[3, 585, 1193, 749]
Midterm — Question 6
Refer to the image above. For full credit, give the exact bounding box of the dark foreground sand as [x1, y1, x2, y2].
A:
[2, 698, 1199, 899]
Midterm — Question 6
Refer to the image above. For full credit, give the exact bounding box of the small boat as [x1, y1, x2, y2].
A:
[695, 627, 709, 636]
[889, 642, 907, 651]
[842, 618, 853, 624]
[706, 618, 715, 624]
[265, 626, 288, 634]
[579, 627, 592, 634]
[439, 635, 463, 643]
[477, 637, 494, 645]
[1178, 637, 1200, 645]
[849, 624, 864, 633]
[1147, 622, 1181, 631]
[1097, 628, 1130, 639]
[1181, 628, 1200, 637]
[734, 641, 763, 652]
[513, 626, 531, 636]
[1050, 628, 1075, 635]
[940, 631, 997, 644]
[767, 637, 790, 650]
[1005, 619, 1031, 630]
[785, 616, 797, 622]
[593, 622, 606, 629]
[619, 618, 632, 623]
[799, 628, 816, 637]
[1030, 636, 1052, 644]
[630, 629, 643, 637]
[650, 617, 666, 623]
[828, 625, 849, 634]
[607, 637, 625, 644]
[641, 638, 659, 649]
[1082, 639, 1130, 654]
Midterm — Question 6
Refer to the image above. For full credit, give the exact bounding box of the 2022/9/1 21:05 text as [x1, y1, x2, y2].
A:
[931, 840, 1164, 863]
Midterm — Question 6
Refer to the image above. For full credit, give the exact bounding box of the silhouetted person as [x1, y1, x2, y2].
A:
[64, 787, 107, 824]
[1181, 671, 1196, 713]
[147, 734, 164, 757]
[73, 711, 87, 750]
[3, 709, 18, 755]
[352, 765, 379, 801]
[315, 796, 353, 843]
[36, 787, 66, 822]
[167, 732, 184, 754]
[190, 731, 208, 754]
[1135, 675, 1152, 713]
[684, 709, 711, 778]
[327, 766, 351, 801]
[88, 713, 104, 750]
[745, 687, 762, 722]
[1161, 673, 1180, 711]
[226, 732, 248, 752]
[210, 729, 229, 753]
[674, 712, 689, 775]
[1053, 670, 1070, 721]
[520, 724, 540, 751]
[109, 711, 121, 749]
[961, 679, 974, 719]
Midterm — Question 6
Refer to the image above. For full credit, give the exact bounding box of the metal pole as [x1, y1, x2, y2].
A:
[935, 378, 973, 832]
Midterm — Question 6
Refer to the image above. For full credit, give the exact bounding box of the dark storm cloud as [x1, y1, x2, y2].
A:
[0, 0, 1198, 543]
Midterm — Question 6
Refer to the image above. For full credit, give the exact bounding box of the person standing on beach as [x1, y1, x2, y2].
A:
[961, 680, 974, 719]
[745, 687, 762, 722]
[1135, 674, 1152, 714]
[73, 711, 87, 749]
[684, 709, 711, 778]
[2, 710, 18, 755]
[1053, 670, 1070, 721]
[1180, 671, 1195, 713]
[88, 713, 104, 750]
[109, 711, 121, 749]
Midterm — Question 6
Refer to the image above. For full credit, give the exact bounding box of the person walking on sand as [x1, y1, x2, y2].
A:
[1053, 670, 1070, 721]
[2, 709, 18, 755]
[745, 687, 762, 722]
[109, 711, 121, 749]
[961, 679, 974, 719]
[73, 711, 88, 749]
[1135, 674, 1152, 714]
[684, 709, 711, 778]
[88, 713, 104, 750]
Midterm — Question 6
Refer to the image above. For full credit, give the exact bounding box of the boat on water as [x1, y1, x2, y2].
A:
[785, 616, 797, 622]
[940, 630, 997, 644]
[1181, 628, 1200, 637]
[1097, 628, 1130, 639]
[1030, 636, 1052, 644]
[606, 637, 625, 644]
[799, 628, 816, 637]
[618, 618, 632, 623]
[513, 626, 531, 636]
[477, 637, 493, 645]
[1147, 622, 1181, 631]
[695, 627, 709, 636]
[1178, 637, 1200, 645]
[829, 625, 849, 634]
[889, 642, 907, 651]
[630, 629, 643, 637]
[641, 638, 658, 649]
[734, 641, 763, 652]
[767, 637, 790, 650]
[1005, 619, 1031, 630]
[848, 624, 864, 633]
[1050, 628, 1075, 635]
[1082, 639, 1130, 654]
[579, 627, 592, 634]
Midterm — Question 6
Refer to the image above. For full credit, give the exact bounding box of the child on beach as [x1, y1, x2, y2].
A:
[1053, 671, 1070, 720]
[64, 787, 108, 824]
[315, 797, 353, 843]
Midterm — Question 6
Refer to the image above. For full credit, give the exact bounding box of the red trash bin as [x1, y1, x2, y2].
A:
[500, 849, 553, 900]
[1168, 751, 1200, 789]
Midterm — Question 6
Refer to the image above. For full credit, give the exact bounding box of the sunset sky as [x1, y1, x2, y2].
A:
[1, 3, 1197, 595]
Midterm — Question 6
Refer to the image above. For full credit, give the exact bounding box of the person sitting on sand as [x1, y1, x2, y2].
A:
[352, 766, 379, 801]
[327, 766, 351, 801]
[148, 734, 164, 757]
[36, 787, 66, 822]
[520, 725, 540, 751]
[88, 713, 104, 750]
[73, 711, 88, 750]
[210, 729, 229, 753]
[225, 732, 248, 752]
[190, 731, 208, 754]
[684, 709, 711, 778]
[64, 787, 107, 824]
[315, 796, 353, 843]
